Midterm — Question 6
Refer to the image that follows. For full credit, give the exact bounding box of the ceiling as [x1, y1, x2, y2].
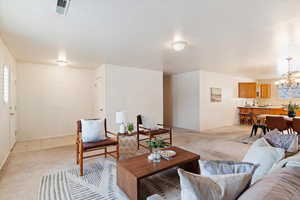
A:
[1, 0, 300, 78]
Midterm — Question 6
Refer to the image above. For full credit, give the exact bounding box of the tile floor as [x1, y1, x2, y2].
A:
[0, 125, 252, 200]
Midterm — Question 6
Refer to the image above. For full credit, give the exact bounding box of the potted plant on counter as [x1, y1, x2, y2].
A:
[285, 102, 300, 118]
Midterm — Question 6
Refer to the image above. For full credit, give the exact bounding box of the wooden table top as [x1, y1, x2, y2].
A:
[257, 114, 300, 121]
[117, 146, 200, 179]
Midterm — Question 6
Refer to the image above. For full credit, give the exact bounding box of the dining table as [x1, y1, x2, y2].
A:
[256, 114, 300, 130]
[256, 114, 300, 122]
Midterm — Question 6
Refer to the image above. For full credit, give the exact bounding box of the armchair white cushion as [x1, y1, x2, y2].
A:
[80, 119, 106, 142]
[141, 116, 159, 130]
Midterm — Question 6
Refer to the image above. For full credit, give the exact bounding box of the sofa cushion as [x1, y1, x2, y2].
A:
[199, 160, 257, 176]
[271, 151, 300, 172]
[238, 167, 300, 200]
[264, 129, 298, 153]
[242, 138, 285, 184]
[177, 168, 252, 200]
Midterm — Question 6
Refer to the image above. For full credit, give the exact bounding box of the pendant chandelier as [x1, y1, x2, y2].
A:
[275, 57, 300, 88]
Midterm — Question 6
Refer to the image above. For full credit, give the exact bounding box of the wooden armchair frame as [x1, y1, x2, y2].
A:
[76, 118, 119, 176]
[136, 115, 172, 150]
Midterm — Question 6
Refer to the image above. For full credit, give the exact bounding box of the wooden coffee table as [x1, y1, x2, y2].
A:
[117, 146, 200, 200]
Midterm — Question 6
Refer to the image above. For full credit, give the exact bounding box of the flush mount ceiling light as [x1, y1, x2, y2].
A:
[56, 59, 69, 66]
[172, 41, 188, 51]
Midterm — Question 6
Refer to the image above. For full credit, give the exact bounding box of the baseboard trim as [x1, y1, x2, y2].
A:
[16, 133, 75, 142]
[0, 151, 10, 171]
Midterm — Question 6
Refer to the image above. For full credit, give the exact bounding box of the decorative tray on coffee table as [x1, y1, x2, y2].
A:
[160, 150, 176, 160]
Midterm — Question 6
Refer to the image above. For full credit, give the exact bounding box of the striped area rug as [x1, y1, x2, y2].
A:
[38, 158, 180, 200]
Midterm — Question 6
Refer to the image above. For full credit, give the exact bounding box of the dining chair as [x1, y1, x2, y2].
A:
[249, 112, 267, 137]
[76, 118, 119, 176]
[265, 116, 289, 133]
[136, 115, 172, 150]
[292, 118, 300, 134]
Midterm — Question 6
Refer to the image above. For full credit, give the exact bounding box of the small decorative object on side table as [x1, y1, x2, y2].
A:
[116, 111, 126, 134]
[127, 122, 134, 135]
[146, 137, 167, 163]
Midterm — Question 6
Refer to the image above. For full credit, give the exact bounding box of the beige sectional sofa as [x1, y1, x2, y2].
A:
[147, 137, 300, 200]
[147, 167, 300, 200]
[238, 167, 300, 200]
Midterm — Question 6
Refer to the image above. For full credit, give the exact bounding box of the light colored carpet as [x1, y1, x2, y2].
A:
[234, 135, 261, 145]
[0, 125, 252, 200]
[39, 158, 180, 200]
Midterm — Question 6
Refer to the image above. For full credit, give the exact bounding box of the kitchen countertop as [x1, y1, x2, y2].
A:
[237, 106, 284, 109]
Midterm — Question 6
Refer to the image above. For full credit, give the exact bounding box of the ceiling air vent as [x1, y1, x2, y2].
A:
[56, 0, 71, 16]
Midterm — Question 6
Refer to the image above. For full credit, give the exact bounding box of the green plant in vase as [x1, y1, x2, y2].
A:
[127, 123, 134, 134]
[284, 101, 300, 118]
[146, 137, 167, 162]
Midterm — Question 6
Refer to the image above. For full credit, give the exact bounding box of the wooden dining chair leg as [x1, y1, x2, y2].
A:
[250, 125, 255, 137]
[105, 147, 107, 158]
[116, 144, 120, 160]
[76, 142, 79, 164]
[137, 133, 140, 150]
[80, 144, 84, 176]
[262, 126, 267, 135]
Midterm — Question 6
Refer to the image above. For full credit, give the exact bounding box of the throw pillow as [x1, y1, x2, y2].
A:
[146, 194, 164, 200]
[177, 168, 252, 200]
[271, 150, 300, 171]
[242, 143, 285, 184]
[250, 137, 271, 148]
[285, 161, 300, 168]
[264, 129, 298, 153]
[81, 119, 106, 142]
[141, 116, 159, 130]
[199, 160, 257, 176]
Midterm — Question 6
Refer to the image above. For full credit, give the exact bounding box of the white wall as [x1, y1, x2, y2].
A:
[17, 63, 94, 141]
[165, 70, 253, 131]
[103, 64, 163, 130]
[199, 70, 253, 131]
[0, 37, 16, 169]
[169, 72, 200, 130]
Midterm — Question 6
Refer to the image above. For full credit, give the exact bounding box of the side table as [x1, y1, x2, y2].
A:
[118, 132, 138, 158]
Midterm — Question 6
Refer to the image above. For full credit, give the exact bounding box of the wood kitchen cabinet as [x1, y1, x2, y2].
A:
[238, 82, 257, 98]
[260, 84, 271, 99]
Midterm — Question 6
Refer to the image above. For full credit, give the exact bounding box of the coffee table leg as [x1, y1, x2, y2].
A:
[117, 165, 140, 200]
[179, 160, 200, 174]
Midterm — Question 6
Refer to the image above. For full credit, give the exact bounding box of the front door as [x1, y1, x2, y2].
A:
[9, 64, 16, 149]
